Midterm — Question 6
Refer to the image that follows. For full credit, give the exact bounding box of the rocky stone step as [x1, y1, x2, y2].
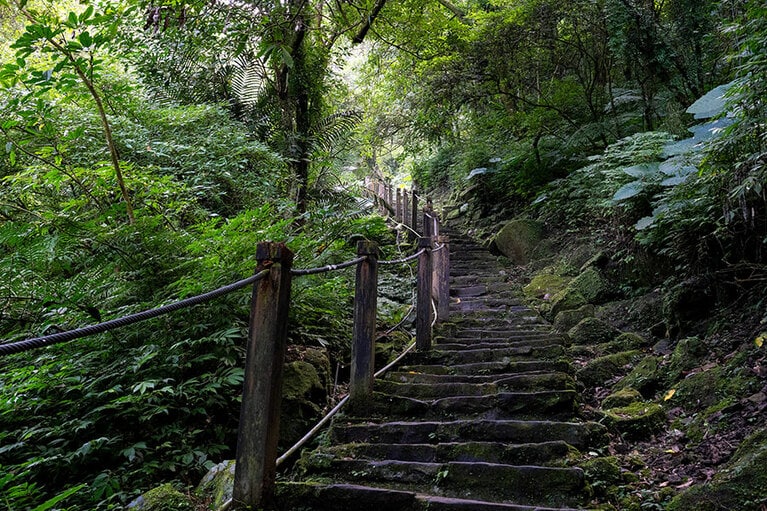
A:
[382, 372, 574, 394]
[274, 482, 587, 511]
[435, 336, 565, 348]
[331, 419, 607, 450]
[321, 440, 574, 466]
[419, 344, 566, 365]
[314, 459, 586, 507]
[366, 389, 577, 420]
[398, 359, 572, 376]
[386, 369, 567, 385]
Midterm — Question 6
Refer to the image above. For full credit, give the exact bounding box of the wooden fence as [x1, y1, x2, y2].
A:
[232, 184, 449, 509]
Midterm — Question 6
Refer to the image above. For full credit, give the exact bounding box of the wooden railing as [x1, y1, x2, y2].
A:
[231, 184, 449, 509]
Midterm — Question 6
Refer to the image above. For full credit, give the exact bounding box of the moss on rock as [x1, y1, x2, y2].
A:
[667, 428, 767, 511]
[568, 317, 621, 346]
[583, 456, 623, 499]
[601, 332, 649, 354]
[549, 289, 587, 320]
[668, 336, 707, 381]
[524, 273, 571, 300]
[492, 218, 545, 265]
[568, 268, 607, 304]
[554, 304, 596, 333]
[197, 459, 236, 509]
[602, 388, 643, 409]
[132, 483, 194, 511]
[603, 402, 666, 440]
[576, 350, 643, 388]
[617, 355, 664, 398]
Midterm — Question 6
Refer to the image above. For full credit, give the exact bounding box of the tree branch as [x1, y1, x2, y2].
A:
[351, 0, 387, 44]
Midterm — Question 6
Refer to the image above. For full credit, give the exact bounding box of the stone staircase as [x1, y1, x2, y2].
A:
[276, 232, 606, 510]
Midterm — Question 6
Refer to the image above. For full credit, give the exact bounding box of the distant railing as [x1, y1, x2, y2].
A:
[0, 183, 450, 511]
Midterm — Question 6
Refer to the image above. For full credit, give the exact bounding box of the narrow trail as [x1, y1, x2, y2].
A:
[277, 230, 607, 510]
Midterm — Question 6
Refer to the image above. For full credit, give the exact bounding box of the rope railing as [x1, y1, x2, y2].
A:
[1, 181, 451, 510]
[0, 269, 271, 357]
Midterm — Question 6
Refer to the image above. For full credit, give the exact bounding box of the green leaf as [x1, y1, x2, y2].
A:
[79, 5, 94, 22]
[279, 47, 294, 68]
[67, 12, 79, 28]
[612, 180, 645, 202]
[686, 81, 736, 119]
[622, 162, 659, 179]
[32, 483, 86, 511]
[635, 216, 655, 230]
[78, 31, 93, 47]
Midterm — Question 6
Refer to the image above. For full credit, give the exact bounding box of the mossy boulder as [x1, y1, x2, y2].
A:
[129, 483, 194, 511]
[524, 273, 571, 300]
[553, 304, 596, 333]
[281, 354, 329, 447]
[583, 456, 622, 498]
[603, 402, 666, 440]
[667, 428, 767, 511]
[568, 317, 620, 346]
[602, 387, 643, 409]
[662, 277, 716, 338]
[550, 289, 588, 319]
[576, 350, 643, 388]
[492, 219, 545, 265]
[603, 332, 649, 353]
[668, 336, 707, 380]
[617, 355, 664, 398]
[567, 268, 608, 304]
[197, 460, 235, 509]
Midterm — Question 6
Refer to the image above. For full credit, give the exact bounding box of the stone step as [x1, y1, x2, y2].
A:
[382, 372, 575, 393]
[435, 337, 565, 348]
[398, 359, 572, 376]
[418, 344, 566, 365]
[331, 419, 607, 450]
[314, 459, 586, 507]
[274, 483, 587, 511]
[365, 389, 577, 420]
[322, 440, 574, 466]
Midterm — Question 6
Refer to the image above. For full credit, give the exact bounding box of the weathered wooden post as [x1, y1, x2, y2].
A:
[233, 242, 293, 509]
[410, 189, 419, 240]
[423, 208, 434, 238]
[350, 241, 379, 411]
[416, 236, 433, 351]
[435, 235, 450, 323]
[403, 188, 410, 231]
[387, 183, 394, 212]
[396, 188, 403, 223]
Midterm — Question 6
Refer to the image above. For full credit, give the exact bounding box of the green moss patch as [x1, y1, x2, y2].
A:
[602, 388, 642, 409]
[524, 273, 571, 299]
[603, 402, 666, 440]
[617, 355, 664, 398]
[568, 317, 620, 346]
[492, 218, 545, 265]
[554, 304, 596, 333]
[576, 350, 643, 388]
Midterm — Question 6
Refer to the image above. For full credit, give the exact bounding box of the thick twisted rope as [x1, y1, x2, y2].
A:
[0, 270, 270, 356]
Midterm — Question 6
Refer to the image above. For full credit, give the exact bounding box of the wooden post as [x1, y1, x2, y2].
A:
[350, 241, 379, 411]
[416, 236, 433, 351]
[387, 183, 394, 212]
[434, 235, 450, 323]
[233, 242, 293, 509]
[396, 188, 403, 223]
[403, 189, 410, 231]
[410, 187, 418, 238]
[423, 209, 433, 238]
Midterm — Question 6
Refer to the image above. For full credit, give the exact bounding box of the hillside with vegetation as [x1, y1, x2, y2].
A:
[1, 0, 766, 510]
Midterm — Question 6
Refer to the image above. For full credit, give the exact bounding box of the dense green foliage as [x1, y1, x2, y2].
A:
[1, 0, 766, 508]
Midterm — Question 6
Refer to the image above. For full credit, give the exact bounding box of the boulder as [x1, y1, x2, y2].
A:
[197, 460, 236, 510]
[568, 317, 620, 346]
[602, 388, 643, 409]
[617, 355, 664, 398]
[603, 402, 666, 440]
[523, 273, 571, 300]
[553, 304, 596, 333]
[668, 336, 707, 381]
[550, 289, 588, 319]
[567, 268, 608, 304]
[576, 350, 643, 388]
[128, 483, 194, 511]
[491, 219, 544, 265]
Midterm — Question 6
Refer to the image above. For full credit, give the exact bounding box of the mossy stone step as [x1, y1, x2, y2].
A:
[320, 440, 575, 466]
[365, 389, 577, 420]
[420, 344, 566, 365]
[436, 336, 565, 348]
[386, 370, 568, 385]
[398, 359, 572, 376]
[379, 372, 574, 396]
[331, 419, 608, 450]
[315, 459, 586, 507]
[276, 481, 589, 511]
